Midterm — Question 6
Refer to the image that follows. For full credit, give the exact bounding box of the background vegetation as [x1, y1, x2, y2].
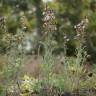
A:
[0, 0, 96, 58]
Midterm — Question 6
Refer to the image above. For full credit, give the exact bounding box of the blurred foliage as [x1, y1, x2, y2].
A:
[0, 0, 96, 61]
[0, 1, 96, 95]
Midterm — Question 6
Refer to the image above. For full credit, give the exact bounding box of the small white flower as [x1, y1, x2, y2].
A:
[64, 36, 67, 39]
[77, 34, 81, 37]
[44, 15, 50, 21]
[66, 38, 70, 42]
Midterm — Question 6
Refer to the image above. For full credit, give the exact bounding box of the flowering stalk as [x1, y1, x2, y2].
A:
[2, 15, 26, 95]
[74, 17, 89, 92]
[0, 16, 7, 33]
[43, 5, 57, 37]
[74, 16, 89, 48]
[41, 5, 57, 96]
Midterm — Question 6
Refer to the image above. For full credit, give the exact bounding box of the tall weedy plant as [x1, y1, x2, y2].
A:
[40, 6, 57, 96]
[1, 15, 26, 96]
